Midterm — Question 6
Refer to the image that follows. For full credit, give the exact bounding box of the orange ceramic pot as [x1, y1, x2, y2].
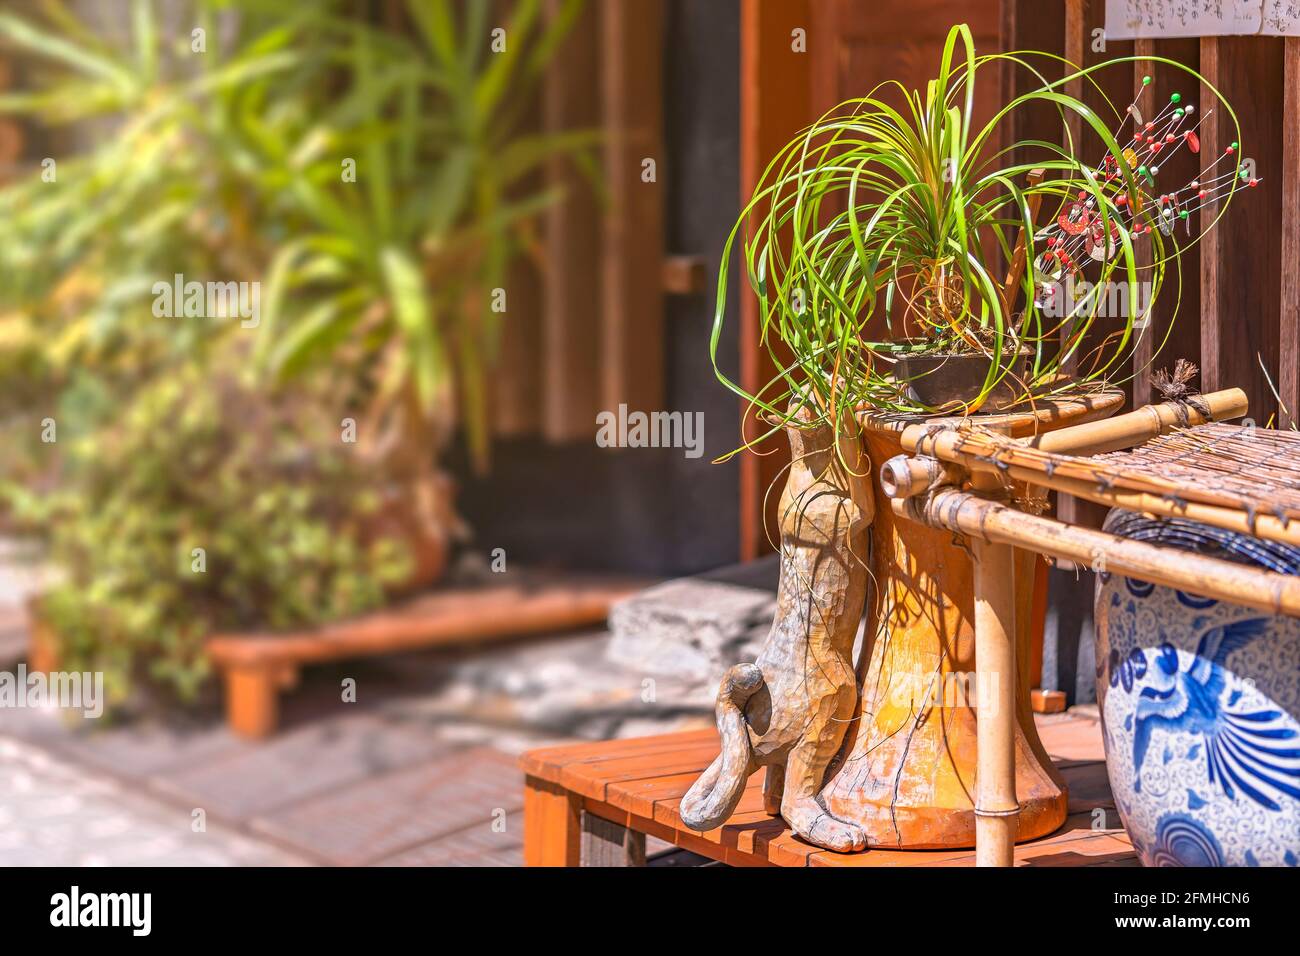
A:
[818, 392, 1122, 848]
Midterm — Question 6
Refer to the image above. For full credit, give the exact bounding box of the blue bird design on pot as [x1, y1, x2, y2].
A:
[1131, 617, 1300, 811]
[1097, 509, 1300, 866]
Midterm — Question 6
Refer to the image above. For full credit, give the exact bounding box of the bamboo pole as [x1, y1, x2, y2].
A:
[970, 465, 1019, 867]
[879, 454, 963, 499]
[899, 388, 1247, 458]
[974, 536, 1018, 866]
[914, 453, 1300, 547]
[892, 490, 1300, 617]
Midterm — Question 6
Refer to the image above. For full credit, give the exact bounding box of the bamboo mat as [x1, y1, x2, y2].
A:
[962, 421, 1300, 526]
[1092, 422, 1300, 520]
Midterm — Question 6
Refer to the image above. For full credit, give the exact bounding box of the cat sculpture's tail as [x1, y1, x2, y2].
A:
[678, 662, 763, 830]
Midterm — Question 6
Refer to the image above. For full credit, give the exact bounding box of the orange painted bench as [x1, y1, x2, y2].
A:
[520, 715, 1137, 867]
[206, 577, 639, 739]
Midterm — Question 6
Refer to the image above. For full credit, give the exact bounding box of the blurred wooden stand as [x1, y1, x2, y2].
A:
[206, 574, 640, 738]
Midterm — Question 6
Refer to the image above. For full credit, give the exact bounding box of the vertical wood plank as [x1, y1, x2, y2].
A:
[580, 812, 646, 867]
[1059, 0, 1119, 530]
[1060, 0, 1086, 379]
[1131, 38, 1201, 407]
[494, 14, 545, 438]
[523, 775, 582, 866]
[1001, 0, 1065, 349]
[600, 0, 666, 416]
[1131, 38, 1156, 408]
[1281, 37, 1300, 430]
[1200, 36, 1285, 426]
[536, 0, 601, 441]
[739, 0, 810, 560]
[1199, 38, 1223, 397]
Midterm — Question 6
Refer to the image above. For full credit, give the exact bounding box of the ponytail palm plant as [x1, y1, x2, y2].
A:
[712, 24, 1241, 445]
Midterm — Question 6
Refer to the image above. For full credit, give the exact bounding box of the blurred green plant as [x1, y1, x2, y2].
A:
[0, 0, 592, 474]
[15, 348, 410, 701]
[0, 0, 591, 700]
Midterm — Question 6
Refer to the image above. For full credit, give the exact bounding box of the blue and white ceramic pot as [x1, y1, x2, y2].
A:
[1095, 510, 1300, 867]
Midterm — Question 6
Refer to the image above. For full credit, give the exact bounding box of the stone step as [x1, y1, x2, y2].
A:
[606, 554, 780, 682]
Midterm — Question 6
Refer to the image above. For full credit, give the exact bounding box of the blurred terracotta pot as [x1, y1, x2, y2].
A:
[365, 473, 458, 596]
[25, 596, 61, 675]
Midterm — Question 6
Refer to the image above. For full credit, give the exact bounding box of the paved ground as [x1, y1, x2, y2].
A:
[0, 549, 1108, 867]
[0, 618, 713, 866]
[0, 736, 306, 866]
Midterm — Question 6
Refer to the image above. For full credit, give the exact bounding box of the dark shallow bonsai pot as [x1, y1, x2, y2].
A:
[895, 348, 1034, 411]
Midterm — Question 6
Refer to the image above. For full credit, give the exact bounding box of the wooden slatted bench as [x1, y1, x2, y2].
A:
[206, 576, 640, 739]
[520, 713, 1137, 867]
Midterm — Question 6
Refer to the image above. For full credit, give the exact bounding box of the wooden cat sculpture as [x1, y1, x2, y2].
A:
[680, 405, 872, 852]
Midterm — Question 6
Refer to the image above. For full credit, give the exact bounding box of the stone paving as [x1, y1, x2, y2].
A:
[0, 736, 306, 866]
[0, 622, 714, 866]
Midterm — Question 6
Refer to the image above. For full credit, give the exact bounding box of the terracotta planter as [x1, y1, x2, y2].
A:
[810, 392, 1136, 848]
[896, 348, 1035, 411]
[364, 473, 456, 595]
[1096, 510, 1300, 867]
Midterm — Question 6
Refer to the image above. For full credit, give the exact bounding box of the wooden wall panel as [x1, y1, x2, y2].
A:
[1200, 36, 1285, 427]
[739, 0, 810, 559]
[1131, 37, 1201, 408]
[492, 0, 667, 444]
[600, 0, 665, 416]
[811, 0, 1003, 123]
[1063, 0, 1134, 392]
[1281, 37, 1300, 430]
[537, 0, 601, 440]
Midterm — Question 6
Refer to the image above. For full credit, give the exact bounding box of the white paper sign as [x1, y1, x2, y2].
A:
[1262, 0, 1300, 33]
[1106, 0, 1300, 38]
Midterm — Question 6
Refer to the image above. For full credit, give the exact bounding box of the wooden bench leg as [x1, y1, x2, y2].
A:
[523, 775, 581, 866]
[224, 665, 280, 739]
[581, 812, 646, 867]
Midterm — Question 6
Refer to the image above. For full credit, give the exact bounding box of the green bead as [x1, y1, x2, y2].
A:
[1142, 75, 1152, 86]
[1170, 92, 1181, 103]
[1179, 210, 1189, 219]
[1174, 108, 1184, 118]
[1232, 141, 1239, 149]
[1138, 165, 1147, 175]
